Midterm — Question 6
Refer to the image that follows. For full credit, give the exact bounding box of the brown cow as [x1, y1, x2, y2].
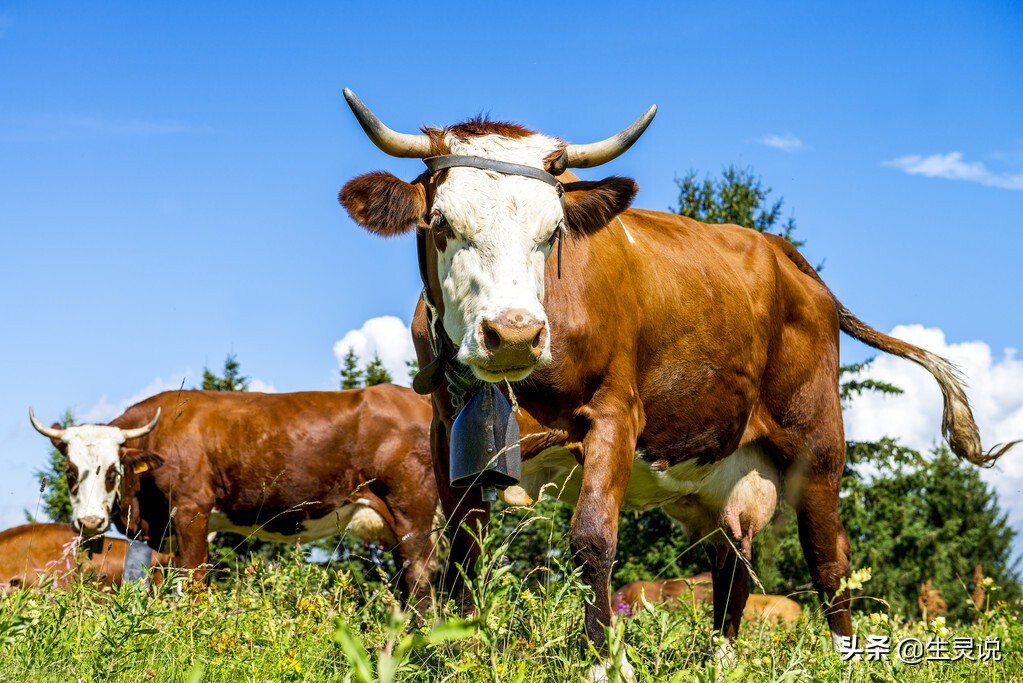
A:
[30, 385, 438, 610]
[338, 91, 1016, 676]
[613, 573, 802, 627]
[0, 523, 171, 591]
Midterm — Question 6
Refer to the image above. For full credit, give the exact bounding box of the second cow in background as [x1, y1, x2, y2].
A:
[30, 385, 437, 610]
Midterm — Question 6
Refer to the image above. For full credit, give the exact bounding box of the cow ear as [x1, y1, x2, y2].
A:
[562, 177, 638, 236]
[121, 448, 164, 475]
[49, 423, 67, 453]
[340, 171, 427, 237]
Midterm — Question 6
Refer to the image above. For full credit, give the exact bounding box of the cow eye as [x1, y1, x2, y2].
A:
[430, 212, 452, 250]
[430, 212, 452, 235]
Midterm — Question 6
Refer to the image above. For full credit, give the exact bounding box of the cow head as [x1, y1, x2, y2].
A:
[29, 407, 163, 537]
[340, 90, 654, 382]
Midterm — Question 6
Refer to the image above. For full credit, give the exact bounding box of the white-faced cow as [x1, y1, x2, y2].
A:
[338, 91, 1016, 677]
[30, 385, 438, 610]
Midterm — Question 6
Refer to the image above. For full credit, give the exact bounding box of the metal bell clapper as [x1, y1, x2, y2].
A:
[449, 382, 521, 501]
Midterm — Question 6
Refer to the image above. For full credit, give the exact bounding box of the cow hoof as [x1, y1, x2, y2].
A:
[586, 657, 635, 683]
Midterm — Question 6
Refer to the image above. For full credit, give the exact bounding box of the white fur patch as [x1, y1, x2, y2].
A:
[208, 502, 396, 545]
[521, 445, 780, 547]
[432, 131, 564, 375]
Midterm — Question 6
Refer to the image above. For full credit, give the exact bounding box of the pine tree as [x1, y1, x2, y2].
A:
[363, 353, 392, 386]
[202, 353, 250, 391]
[340, 348, 364, 389]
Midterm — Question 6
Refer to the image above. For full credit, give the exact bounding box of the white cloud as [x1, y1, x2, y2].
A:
[80, 370, 278, 423]
[844, 325, 1023, 525]
[883, 152, 1023, 191]
[756, 133, 803, 152]
[333, 316, 417, 387]
[81, 373, 191, 423]
[248, 378, 278, 393]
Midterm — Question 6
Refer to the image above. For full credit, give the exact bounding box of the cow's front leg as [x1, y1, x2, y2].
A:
[572, 406, 639, 681]
[173, 502, 212, 584]
[709, 542, 750, 669]
[431, 416, 489, 610]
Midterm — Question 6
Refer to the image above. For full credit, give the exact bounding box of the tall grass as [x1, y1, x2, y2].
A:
[1, 502, 1019, 681]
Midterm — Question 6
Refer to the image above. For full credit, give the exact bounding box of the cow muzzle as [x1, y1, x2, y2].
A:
[74, 515, 109, 537]
[477, 309, 547, 376]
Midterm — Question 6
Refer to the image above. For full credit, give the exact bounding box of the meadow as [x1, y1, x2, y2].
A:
[1, 503, 1019, 683]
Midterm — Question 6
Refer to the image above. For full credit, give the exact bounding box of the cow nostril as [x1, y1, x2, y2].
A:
[531, 328, 543, 349]
[483, 326, 502, 353]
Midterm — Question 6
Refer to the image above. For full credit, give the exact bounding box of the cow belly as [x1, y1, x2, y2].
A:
[517, 444, 779, 545]
[208, 501, 396, 546]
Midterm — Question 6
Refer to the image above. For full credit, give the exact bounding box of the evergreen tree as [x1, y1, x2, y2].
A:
[202, 353, 250, 391]
[340, 348, 364, 389]
[406, 358, 420, 384]
[27, 409, 76, 523]
[363, 353, 392, 386]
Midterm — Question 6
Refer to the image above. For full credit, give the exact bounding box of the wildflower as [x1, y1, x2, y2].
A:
[869, 612, 888, 626]
[847, 567, 872, 590]
[280, 650, 302, 673]
[981, 576, 994, 588]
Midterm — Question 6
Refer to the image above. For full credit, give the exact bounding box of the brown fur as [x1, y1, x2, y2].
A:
[339, 172, 427, 237]
[563, 178, 639, 236]
[918, 578, 948, 621]
[0, 523, 171, 591]
[972, 563, 986, 611]
[612, 574, 802, 627]
[84, 385, 436, 612]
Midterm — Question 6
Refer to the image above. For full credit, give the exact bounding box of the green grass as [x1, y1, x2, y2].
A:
[1, 506, 1020, 682]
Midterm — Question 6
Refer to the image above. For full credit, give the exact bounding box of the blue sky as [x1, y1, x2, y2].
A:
[2, 3, 1021, 558]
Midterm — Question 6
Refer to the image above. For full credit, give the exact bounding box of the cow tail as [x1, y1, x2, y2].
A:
[766, 232, 1017, 467]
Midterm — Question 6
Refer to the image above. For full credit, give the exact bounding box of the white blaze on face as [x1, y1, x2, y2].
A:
[431, 131, 565, 379]
[60, 425, 125, 533]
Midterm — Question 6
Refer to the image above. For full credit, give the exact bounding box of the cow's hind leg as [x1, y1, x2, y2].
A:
[795, 474, 852, 644]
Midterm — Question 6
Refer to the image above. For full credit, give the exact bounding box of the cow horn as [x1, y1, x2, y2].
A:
[29, 407, 65, 440]
[120, 408, 161, 440]
[344, 89, 433, 159]
[562, 104, 658, 169]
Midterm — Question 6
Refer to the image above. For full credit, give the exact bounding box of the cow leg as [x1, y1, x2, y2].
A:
[572, 409, 638, 681]
[710, 542, 750, 640]
[430, 417, 489, 609]
[173, 503, 212, 584]
[796, 477, 852, 645]
[390, 510, 437, 620]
